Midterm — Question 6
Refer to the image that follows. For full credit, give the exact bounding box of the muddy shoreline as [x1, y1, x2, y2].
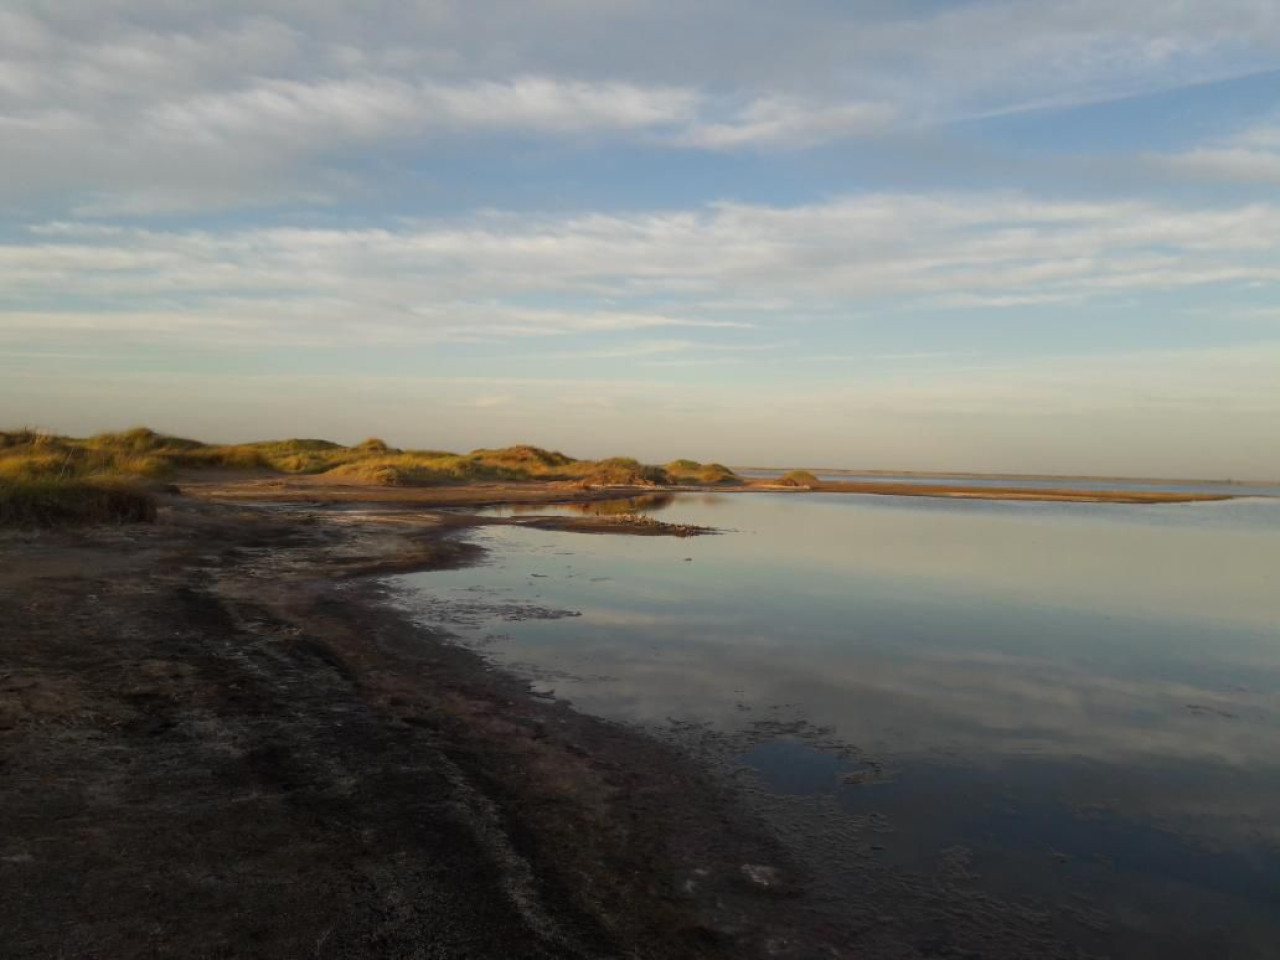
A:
[0, 495, 821, 959]
[2, 489, 1158, 958]
[177, 472, 1234, 506]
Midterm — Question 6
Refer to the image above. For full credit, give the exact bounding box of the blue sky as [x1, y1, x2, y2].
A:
[2, 1, 1279, 477]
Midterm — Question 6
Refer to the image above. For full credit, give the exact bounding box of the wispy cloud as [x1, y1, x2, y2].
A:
[674, 97, 894, 150]
[1159, 120, 1280, 184]
[3, 2, 1280, 474]
[6, 192, 1278, 349]
[4, 2, 1280, 213]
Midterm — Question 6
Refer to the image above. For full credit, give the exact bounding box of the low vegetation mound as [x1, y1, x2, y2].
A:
[0, 478, 157, 528]
[469, 444, 576, 469]
[664, 459, 740, 485]
[0, 427, 273, 479]
[0, 426, 724, 495]
[320, 459, 446, 487]
[576, 458, 671, 487]
[777, 470, 821, 488]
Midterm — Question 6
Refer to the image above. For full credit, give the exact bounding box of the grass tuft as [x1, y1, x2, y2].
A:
[777, 470, 820, 488]
[664, 459, 740, 485]
[577, 458, 671, 487]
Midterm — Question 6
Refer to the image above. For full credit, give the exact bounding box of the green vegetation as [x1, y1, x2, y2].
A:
[0, 478, 157, 528]
[777, 469, 820, 488]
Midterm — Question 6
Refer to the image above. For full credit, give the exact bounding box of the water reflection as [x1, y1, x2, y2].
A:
[492, 493, 677, 516]
[393, 492, 1280, 956]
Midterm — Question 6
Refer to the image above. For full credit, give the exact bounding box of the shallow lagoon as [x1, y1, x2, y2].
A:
[393, 491, 1280, 956]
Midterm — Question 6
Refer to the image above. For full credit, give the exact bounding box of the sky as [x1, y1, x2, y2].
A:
[2, 1, 1279, 478]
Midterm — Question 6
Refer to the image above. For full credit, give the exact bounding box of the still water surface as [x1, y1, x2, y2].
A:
[393, 491, 1280, 956]
[738, 468, 1280, 497]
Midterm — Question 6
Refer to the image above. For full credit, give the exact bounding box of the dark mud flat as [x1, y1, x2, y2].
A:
[0, 498, 803, 959]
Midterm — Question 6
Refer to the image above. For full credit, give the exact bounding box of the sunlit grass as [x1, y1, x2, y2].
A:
[0, 428, 724, 493]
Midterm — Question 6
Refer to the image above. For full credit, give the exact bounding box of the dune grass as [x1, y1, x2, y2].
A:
[0, 477, 157, 528]
[776, 469, 821, 488]
[0, 428, 732, 499]
[575, 458, 671, 487]
[665, 460, 739, 485]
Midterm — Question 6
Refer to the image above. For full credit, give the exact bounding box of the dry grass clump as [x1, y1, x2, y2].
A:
[244, 439, 356, 474]
[468, 445, 576, 470]
[0, 428, 60, 450]
[575, 458, 671, 487]
[86, 427, 201, 454]
[0, 478, 157, 528]
[316, 444, 591, 487]
[320, 458, 448, 486]
[320, 449, 565, 486]
[696, 463, 739, 484]
[0, 427, 276, 477]
[0, 429, 176, 480]
[0, 427, 281, 479]
[664, 459, 739, 485]
[777, 470, 820, 488]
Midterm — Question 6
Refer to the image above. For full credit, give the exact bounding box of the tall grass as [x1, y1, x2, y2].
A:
[0, 428, 726, 491]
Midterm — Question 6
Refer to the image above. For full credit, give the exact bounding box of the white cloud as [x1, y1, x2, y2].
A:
[1160, 121, 1280, 184]
[4, 2, 1279, 213]
[675, 96, 894, 150]
[4, 192, 1279, 348]
[142, 75, 700, 148]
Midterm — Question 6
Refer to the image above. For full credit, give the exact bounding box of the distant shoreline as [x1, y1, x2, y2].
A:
[742, 479, 1231, 504]
[178, 474, 1235, 507]
[733, 467, 1275, 487]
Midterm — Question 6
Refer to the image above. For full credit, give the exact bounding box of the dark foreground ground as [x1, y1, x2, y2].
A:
[0, 497, 809, 959]
[2, 492, 1107, 959]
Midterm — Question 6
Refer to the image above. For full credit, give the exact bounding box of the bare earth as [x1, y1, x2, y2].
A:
[1, 495, 794, 959]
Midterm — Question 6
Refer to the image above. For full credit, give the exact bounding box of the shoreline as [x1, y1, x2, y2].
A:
[176, 473, 1236, 506]
[1, 489, 1129, 957]
[736, 467, 1276, 487]
[0, 495, 799, 958]
[746, 479, 1233, 503]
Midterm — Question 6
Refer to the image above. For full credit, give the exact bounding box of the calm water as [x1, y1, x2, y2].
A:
[738, 468, 1280, 497]
[393, 492, 1280, 956]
